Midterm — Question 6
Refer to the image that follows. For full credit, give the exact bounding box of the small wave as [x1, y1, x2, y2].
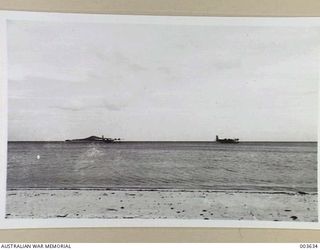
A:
[84, 147, 104, 157]
[72, 147, 105, 170]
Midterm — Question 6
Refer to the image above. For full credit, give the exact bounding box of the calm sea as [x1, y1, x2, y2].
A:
[6, 142, 317, 192]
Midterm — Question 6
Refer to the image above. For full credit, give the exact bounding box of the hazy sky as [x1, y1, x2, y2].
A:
[7, 20, 319, 141]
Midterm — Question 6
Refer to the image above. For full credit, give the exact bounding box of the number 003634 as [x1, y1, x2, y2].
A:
[300, 244, 318, 248]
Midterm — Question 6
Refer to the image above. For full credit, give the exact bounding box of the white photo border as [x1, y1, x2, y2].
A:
[0, 10, 319, 229]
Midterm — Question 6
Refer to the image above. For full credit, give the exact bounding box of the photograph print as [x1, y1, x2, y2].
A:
[3, 13, 319, 224]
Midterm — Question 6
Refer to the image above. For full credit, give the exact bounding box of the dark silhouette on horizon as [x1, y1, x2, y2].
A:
[65, 135, 121, 143]
[216, 135, 239, 144]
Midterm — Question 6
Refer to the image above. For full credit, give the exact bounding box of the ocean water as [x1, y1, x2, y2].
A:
[6, 142, 318, 192]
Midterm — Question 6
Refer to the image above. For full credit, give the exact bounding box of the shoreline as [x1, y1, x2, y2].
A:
[6, 189, 318, 222]
[7, 187, 317, 195]
[8, 141, 318, 143]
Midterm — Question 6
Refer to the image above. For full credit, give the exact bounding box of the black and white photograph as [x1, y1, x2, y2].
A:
[0, 12, 319, 227]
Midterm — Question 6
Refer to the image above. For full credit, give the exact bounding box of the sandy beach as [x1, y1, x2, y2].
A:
[6, 189, 318, 222]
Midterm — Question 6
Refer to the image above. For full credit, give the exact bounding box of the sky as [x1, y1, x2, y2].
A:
[7, 19, 319, 141]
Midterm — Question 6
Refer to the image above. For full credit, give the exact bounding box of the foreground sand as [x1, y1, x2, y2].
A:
[6, 189, 318, 222]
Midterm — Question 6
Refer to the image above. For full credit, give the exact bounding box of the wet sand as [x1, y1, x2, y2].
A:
[6, 189, 318, 222]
